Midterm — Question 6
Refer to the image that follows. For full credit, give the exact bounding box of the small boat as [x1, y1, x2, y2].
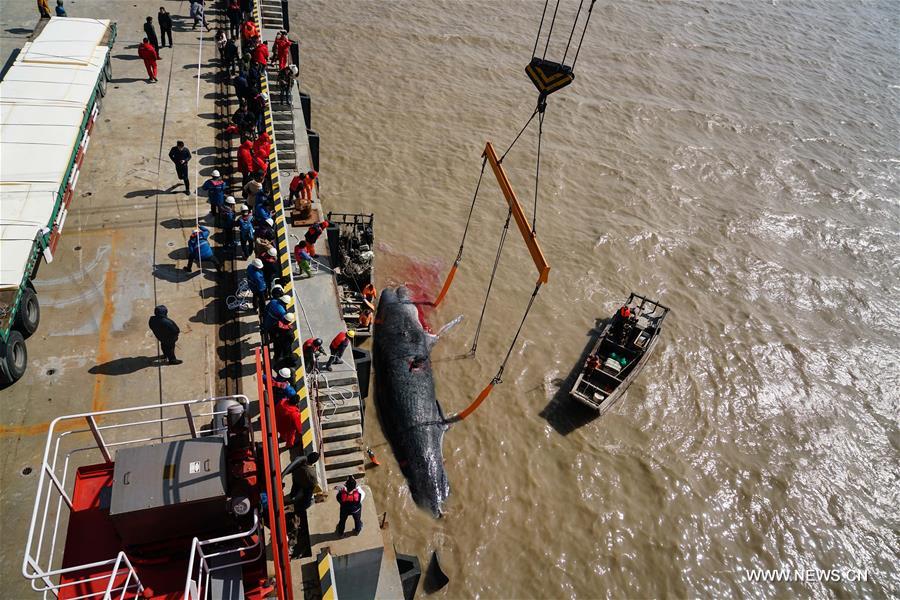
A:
[570, 293, 670, 413]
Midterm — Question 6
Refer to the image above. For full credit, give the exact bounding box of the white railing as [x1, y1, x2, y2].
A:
[182, 511, 263, 600]
[22, 395, 249, 599]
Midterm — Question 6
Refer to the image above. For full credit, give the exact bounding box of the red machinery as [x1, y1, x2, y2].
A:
[22, 349, 292, 600]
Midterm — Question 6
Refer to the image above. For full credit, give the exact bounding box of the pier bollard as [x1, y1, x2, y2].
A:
[306, 129, 319, 172]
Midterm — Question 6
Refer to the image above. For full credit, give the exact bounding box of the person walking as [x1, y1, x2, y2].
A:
[190, 0, 211, 32]
[201, 170, 226, 216]
[158, 7, 173, 48]
[324, 330, 354, 371]
[144, 16, 160, 55]
[148, 305, 182, 365]
[37, 0, 51, 18]
[250, 40, 269, 80]
[334, 476, 365, 536]
[55, 1, 67, 16]
[138, 38, 159, 83]
[168, 141, 192, 194]
[183, 226, 220, 272]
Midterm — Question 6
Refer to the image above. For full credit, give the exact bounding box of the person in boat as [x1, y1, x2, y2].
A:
[585, 354, 601, 372]
[610, 305, 635, 345]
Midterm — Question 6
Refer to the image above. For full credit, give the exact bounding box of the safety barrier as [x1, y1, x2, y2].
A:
[249, 0, 317, 459]
[183, 512, 263, 600]
[317, 551, 338, 600]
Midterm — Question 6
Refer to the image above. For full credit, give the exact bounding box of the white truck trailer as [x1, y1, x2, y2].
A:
[0, 17, 116, 383]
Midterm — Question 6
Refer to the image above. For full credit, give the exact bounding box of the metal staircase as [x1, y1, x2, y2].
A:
[315, 368, 367, 484]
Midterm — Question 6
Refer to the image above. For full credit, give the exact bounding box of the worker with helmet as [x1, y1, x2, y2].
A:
[261, 246, 279, 286]
[237, 204, 254, 259]
[335, 475, 366, 536]
[272, 312, 296, 362]
[304, 220, 328, 256]
[303, 337, 325, 372]
[221, 195, 238, 245]
[184, 226, 220, 273]
[202, 169, 226, 216]
[263, 293, 292, 332]
[324, 329, 355, 371]
[246, 258, 267, 309]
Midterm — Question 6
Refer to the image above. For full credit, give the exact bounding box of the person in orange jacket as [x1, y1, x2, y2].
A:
[138, 38, 159, 82]
[274, 32, 292, 70]
[302, 170, 318, 201]
[253, 132, 271, 162]
[237, 139, 254, 184]
[241, 18, 259, 51]
[362, 283, 376, 306]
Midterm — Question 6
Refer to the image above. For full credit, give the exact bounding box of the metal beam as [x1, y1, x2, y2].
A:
[482, 142, 550, 284]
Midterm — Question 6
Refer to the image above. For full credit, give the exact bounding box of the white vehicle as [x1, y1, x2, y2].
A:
[0, 17, 116, 383]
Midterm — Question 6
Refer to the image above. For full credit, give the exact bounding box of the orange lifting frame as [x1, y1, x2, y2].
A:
[433, 141, 550, 308]
[484, 141, 550, 284]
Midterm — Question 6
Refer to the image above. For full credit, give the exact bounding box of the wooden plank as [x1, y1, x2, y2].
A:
[482, 141, 550, 284]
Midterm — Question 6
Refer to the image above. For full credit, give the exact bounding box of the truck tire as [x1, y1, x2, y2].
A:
[0, 330, 27, 384]
[14, 285, 40, 338]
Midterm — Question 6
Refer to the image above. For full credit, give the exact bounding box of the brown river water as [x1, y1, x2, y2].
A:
[293, 1, 899, 597]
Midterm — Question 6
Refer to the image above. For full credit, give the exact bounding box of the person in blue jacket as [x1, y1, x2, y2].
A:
[183, 226, 220, 272]
[237, 204, 255, 259]
[253, 197, 272, 223]
[246, 258, 267, 309]
[202, 170, 226, 216]
[263, 293, 291, 332]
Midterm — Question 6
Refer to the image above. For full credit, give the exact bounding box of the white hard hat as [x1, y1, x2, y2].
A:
[261, 92, 269, 101]
[279, 294, 291, 304]
[271, 284, 284, 296]
[251, 258, 263, 269]
[277, 367, 292, 379]
[285, 312, 296, 323]
[265, 218, 274, 227]
[267, 247, 278, 257]
[225, 196, 236, 204]
[241, 204, 250, 212]
[212, 169, 221, 178]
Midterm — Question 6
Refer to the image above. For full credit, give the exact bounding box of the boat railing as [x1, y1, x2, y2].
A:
[182, 511, 263, 600]
[22, 395, 249, 599]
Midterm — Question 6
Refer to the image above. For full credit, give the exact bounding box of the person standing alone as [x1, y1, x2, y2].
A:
[157, 7, 173, 48]
[138, 38, 159, 83]
[144, 16, 160, 56]
[168, 141, 192, 194]
[334, 476, 365, 536]
[148, 305, 182, 365]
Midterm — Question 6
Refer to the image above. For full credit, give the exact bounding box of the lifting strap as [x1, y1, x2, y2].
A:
[432, 157, 487, 308]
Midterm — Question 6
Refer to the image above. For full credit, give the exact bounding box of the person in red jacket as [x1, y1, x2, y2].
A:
[289, 172, 307, 203]
[237, 139, 254, 184]
[138, 38, 159, 82]
[275, 394, 303, 448]
[304, 219, 328, 257]
[274, 32, 292, 70]
[253, 39, 269, 65]
[324, 330, 354, 371]
[253, 132, 271, 162]
[253, 153, 269, 177]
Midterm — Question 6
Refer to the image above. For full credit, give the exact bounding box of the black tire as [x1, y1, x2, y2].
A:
[0, 330, 27, 384]
[14, 285, 40, 338]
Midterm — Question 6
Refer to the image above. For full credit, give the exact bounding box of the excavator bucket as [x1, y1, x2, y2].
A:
[525, 57, 574, 96]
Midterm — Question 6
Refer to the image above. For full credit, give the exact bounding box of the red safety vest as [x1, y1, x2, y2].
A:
[339, 489, 361, 506]
[330, 331, 348, 351]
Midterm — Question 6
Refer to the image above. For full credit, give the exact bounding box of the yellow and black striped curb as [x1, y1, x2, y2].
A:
[252, 1, 316, 457]
[317, 551, 338, 600]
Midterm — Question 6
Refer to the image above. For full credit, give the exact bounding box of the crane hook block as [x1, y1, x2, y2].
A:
[525, 57, 575, 97]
